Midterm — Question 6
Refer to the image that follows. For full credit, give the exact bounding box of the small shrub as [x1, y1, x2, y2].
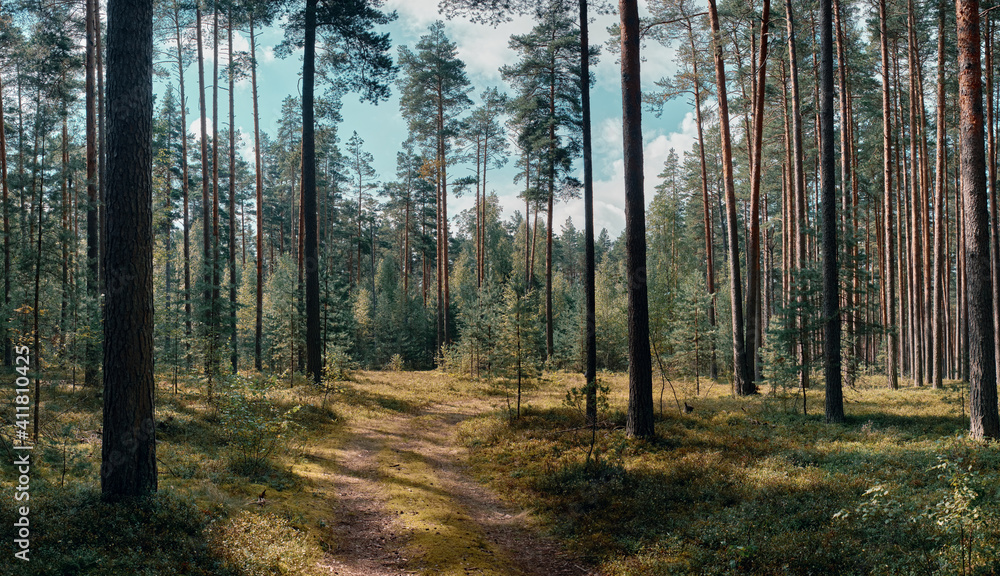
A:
[385, 353, 405, 372]
[217, 375, 299, 476]
[324, 345, 355, 382]
[563, 379, 611, 422]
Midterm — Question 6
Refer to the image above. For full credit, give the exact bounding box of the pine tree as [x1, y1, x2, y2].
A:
[101, 0, 156, 500]
[398, 22, 473, 354]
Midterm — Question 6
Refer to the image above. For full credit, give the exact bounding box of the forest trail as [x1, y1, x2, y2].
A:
[314, 372, 594, 576]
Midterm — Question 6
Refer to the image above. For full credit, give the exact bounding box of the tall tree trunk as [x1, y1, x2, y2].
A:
[986, 15, 1000, 388]
[907, 1, 925, 386]
[61, 118, 69, 345]
[957, 0, 999, 439]
[97, 4, 107, 294]
[211, 4, 221, 376]
[712, 0, 752, 395]
[785, 0, 809, 392]
[174, 4, 192, 367]
[102, 0, 157, 499]
[820, 0, 843, 422]
[228, 8, 237, 373]
[32, 136, 43, 441]
[0, 50, 8, 367]
[196, 4, 213, 387]
[620, 0, 654, 438]
[833, 0, 855, 386]
[931, 0, 947, 389]
[546, 66, 556, 361]
[85, 0, 100, 387]
[302, 0, 322, 385]
[251, 15, 263, 372]
[880, 0, 899, 389]
[687, 14, 718, 382]
[746, 0, 770, 389]
[580, 0, 598, 425]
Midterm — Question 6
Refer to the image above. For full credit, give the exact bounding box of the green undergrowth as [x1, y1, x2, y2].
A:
[460, 372, 1000, 576]
[0, 370, 352, 575]
[0, 368, 493, 575]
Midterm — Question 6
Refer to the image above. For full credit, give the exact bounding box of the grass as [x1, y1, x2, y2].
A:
[0, 368, 504, 576]
[459, 371, 1000, 576]
[4, 367, 1000, 575]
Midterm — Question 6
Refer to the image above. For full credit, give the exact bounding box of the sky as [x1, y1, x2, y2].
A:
[159, 0, 696, 238]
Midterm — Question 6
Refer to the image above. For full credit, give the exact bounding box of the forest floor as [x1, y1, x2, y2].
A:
[308, 371, 594, 576]
[5, 368, 1000, 576]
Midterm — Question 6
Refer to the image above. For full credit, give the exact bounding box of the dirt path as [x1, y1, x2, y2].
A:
[317, 392, 595, 576]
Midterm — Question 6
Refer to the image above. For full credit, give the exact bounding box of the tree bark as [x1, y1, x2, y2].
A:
[785, 0, 809, 392]
[711, 0, 752, 396]
[0, 48, 8, 367]
[174, 4, 193, 368]
[251, 15, 264, 372]
[101, 0, 157, 499]
[687, 14, 718, 381]
[746, 0, 770, 389]
[228, 7, 237, 373]
[302, 0, 322, 385]
[85, 0, 100, 387]
[196, 5, 213, 386]
[820, 0, 843, 422]
[879, 0, 899, 389]
[620, 0, 654, 438]
[957, 0, 999, 439]
[931, 0, 947, 389]
[580, 0, 598, 425]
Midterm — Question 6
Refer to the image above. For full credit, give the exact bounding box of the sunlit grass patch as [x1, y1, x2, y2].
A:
[461, 372, 1000, 575]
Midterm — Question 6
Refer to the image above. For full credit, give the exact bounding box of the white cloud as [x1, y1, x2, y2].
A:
[188, 117, 214, 140]
[386, 0, 546, 81]
[564, 110, 699, 235]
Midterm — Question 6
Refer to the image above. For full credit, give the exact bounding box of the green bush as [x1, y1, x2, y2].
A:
[217, 375, 299, 476]
[0, 487, 233, 576]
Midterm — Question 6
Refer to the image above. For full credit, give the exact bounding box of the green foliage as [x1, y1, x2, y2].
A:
[835, 449, 1000, 575]
[463, 376, 1000, 576]
[217, 375, 300, 477]
[563, 378, 611, 420]
[324, 344, 356, 382]
[0, 488, 234, 576]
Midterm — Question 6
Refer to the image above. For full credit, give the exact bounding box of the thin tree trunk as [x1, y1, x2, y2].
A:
[580, 0, 598, 424]
[212, 4, 221, 376]
[97, 4, 107, 294]
[174, 4, 192, 367]
[746, 0, 770, 389]
[32, 137, 43, 441]
[880, 0, 899, 389]
[0, 49, 8, 366]
[302, 0, 322, 385]
[196, 4, 214, 388]
[785, 0, 809, 392]
[931, 0, 947, 389]
[85, 0, 100, 387]
[252, 13, 264, 372]
[907, 0, 925, 386]
[834, 0, 855, 386]
[686, 12, 718, 381]
[228, 7, 237, 373]
[710, 0, 751, 396]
